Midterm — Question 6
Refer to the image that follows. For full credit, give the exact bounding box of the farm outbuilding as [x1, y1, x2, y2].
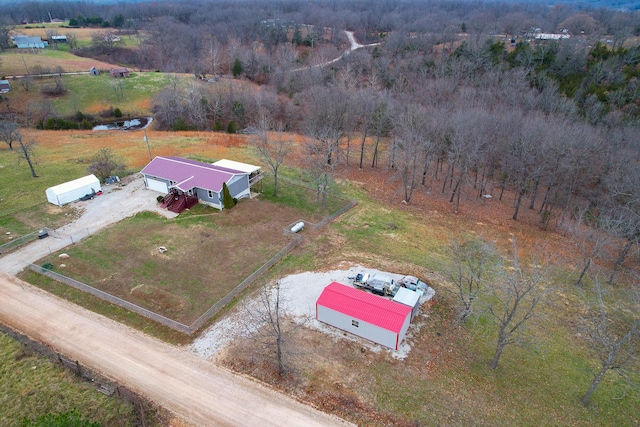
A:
[109, 67, 130, 78]
[316, 282, 412, 350]
[392, 287, 421, 320]
[45, 174, 101, 206]
[0, 80, 10, 94]
[13, 36, 48, 48]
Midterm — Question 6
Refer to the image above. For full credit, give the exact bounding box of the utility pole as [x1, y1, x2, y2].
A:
[143, 129, 152, 161]
[21, 56, 30, 76]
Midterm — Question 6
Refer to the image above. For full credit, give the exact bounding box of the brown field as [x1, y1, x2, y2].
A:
[0, 50, 119, 76]
[21, 128, 251, 169]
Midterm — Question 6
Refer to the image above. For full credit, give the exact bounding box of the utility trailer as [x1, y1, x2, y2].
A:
[350, 273, 400, 297]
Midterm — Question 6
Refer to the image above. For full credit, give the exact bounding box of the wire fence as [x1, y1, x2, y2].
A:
[28, 264, 192, 334]
[26, 191, 357, 335]
[0, 323, 156, 424]
[0, 229, 43, 254]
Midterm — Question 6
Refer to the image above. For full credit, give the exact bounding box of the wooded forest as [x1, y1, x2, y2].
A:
[1, 0, 639, 278]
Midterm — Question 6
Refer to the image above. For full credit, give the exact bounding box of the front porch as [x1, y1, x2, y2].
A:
[160, 189, 198, 213]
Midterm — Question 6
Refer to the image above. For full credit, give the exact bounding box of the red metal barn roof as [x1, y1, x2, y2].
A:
[316, 282, 411, 333]
[140, 156, 246, 192]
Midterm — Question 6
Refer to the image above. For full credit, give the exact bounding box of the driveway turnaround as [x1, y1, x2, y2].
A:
[0, 273, 352, 426]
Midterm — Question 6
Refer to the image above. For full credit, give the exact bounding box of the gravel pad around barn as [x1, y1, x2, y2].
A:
[190, 263, 435, 361]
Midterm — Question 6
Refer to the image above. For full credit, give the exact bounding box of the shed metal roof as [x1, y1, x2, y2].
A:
[46, 174, 100, 195]
[393, 287, 421, 308]
[316, 282, 411, 333]
[213, 159, 260, 174]
[140, 156, 246, 193]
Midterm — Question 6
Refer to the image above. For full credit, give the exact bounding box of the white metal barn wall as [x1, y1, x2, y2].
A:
[317, 305, 400, 350]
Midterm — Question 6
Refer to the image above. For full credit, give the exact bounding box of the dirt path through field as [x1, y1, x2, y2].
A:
[0, 273, 352, 426]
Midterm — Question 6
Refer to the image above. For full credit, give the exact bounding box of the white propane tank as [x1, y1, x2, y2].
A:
[291, 221, 305, 233]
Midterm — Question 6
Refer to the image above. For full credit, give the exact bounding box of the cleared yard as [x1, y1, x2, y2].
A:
[35, 198, 309, 324]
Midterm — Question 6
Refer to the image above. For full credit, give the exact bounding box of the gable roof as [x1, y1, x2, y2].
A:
[316, 282, 411, 333]
[140, 156, 247, 193]
[14, 36, 46, 45]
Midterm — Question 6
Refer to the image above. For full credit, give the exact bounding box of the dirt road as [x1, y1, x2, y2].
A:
[0, 273, 352, 426]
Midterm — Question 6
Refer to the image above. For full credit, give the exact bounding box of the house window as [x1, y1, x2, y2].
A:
[187, 189, 193, 196]
[207, 190, 213, 198]
[170, 180, 176, 186]
[351, 320, 359, 328]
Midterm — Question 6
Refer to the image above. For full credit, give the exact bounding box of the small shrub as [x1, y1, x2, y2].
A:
[226, 120, 237, 134]
[42, 263, 53, 271]
[114, 107, 122, 118]
[214, 121, 224, 131]
[80, 119, 93, 130]
[156, 195, 164, 202]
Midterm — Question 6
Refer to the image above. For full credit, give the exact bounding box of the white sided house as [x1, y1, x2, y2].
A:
[140, 156, 263, 213]
[45, 174, 101, 206]
[316, 282, 412, 350]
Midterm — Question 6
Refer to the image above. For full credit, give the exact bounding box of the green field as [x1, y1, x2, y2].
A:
[0, 332, 142, 427]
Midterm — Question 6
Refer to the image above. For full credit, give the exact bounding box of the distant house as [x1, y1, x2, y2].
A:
[109, 67, 130, 78]
[13, 36, 48, 48]
[0, 80, 11, 94]
[50, 35, 67, 43]
[316, 282, 412, 350]
[140, 156, 263, 212]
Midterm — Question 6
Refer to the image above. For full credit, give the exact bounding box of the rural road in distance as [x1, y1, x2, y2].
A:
[0, 273, 353, 426]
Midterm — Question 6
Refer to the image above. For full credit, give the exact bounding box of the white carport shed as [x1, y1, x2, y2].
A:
[46, 174, 101, 206]
[316, 282, 412, 350]
[393, 287, 421, 320]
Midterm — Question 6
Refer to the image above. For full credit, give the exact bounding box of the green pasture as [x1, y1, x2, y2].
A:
[49, 72, 170, 117]
[0, 332, 140, 427]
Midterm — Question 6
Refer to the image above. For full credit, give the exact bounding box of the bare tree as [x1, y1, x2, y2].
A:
[251, 111, 292, 197]
[448, 236, 499, 322]
[87, 148, 126, 182]
[243, 279, 303, 377]
[394, 104, 431, 203]
[0, 120, 19, 150]
[14, 129, 38, 178]
[579, 277, 639, 405]
[65, 32, 78, 50]
[486, 241, 551, 369]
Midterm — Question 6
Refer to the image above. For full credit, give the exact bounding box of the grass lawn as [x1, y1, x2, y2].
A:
[222, 184, 640, 426]
[27, 175, 350, 325]
[0, 129, 252, 236]
[0, 332, 141, 427]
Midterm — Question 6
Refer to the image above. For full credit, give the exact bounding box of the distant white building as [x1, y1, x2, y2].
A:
[0, 80, 10, 94]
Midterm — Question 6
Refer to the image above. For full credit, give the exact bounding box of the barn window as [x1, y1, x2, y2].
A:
[207, 190, 213, 198]
[351, 320, 359, 328]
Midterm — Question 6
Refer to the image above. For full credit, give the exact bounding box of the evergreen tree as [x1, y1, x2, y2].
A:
[222, 182, 235, 210]
[232, 58, 244, 78]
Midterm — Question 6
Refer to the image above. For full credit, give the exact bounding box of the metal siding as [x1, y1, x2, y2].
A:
[317, 306, 399, 349]
[227, 175, 249, 199]
[45, 175, 101, 206]
[317, 282, 411, 333]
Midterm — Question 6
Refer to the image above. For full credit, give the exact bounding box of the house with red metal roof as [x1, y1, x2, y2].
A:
[140, 156, 261, 212]
[316, 282, 412, 350]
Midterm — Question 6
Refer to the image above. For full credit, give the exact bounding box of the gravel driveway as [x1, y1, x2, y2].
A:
[0, 175, 176, 276]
